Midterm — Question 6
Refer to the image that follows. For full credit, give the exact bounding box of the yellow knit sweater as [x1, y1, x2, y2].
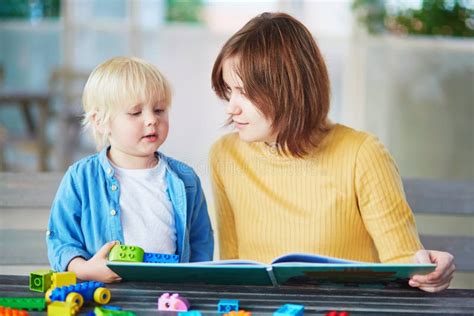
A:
[209, 124, 423, 264]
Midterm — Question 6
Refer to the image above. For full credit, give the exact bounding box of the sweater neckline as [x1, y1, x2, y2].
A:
[249, 125, 338, 162]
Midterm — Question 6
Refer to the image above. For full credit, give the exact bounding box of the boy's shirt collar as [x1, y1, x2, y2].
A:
[98, 146, 172, 178]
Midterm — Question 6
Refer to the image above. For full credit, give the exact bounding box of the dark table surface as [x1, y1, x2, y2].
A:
[1, 274, 473, 315]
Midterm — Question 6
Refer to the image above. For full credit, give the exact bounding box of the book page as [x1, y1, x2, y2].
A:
[271, 253, 358, 265]
[185, 259, 266, 266]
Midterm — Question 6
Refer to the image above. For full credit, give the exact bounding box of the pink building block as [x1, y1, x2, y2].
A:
[158, 293, 190, 312]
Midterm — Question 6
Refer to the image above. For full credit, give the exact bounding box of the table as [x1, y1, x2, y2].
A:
[1, 275, 473, 315]
[0, 89, 51, 171]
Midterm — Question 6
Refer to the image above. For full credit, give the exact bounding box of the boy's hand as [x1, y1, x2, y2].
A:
[409, 249, 455, 292]
[67, 241, 122, 283]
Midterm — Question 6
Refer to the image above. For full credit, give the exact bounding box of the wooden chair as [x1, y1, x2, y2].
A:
[403, 178, 474, 273]
[48, 68, 91, 170]
[0, 126, 5, 171]
[0, 172, 61, 274]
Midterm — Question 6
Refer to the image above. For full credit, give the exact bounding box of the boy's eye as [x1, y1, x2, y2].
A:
[128, 111, 141, 116]
[154, 108, 165, 114]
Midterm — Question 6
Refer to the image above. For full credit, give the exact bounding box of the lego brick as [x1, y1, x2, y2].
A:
[51, 272, 76, 289]
[158, 293, 190, 312]
[143, 252, 179, 263]
[273, 304, 304, 316]
[47, 301, 79, 316]
[93, 306, 137, 316]
[0, 297, 45, 311]
[50, 281, 109, 305]
[178, 312, 202, 316]
[217, 299, 239, 313]
[0, 306, 29, 316]
[108, 245, 144, 263]
[29, 269, 52, 292]
[224, 311, 252, 316]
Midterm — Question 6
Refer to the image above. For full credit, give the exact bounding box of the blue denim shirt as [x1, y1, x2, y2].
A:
[47, 147, 214, 272]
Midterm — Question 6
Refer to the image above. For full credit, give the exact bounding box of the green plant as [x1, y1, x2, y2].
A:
[0, 0, 60, 19]
[166, 0, 203, 24]
[352, 0, 474, 37]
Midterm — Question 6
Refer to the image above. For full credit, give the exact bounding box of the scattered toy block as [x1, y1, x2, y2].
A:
[29, 269, 52, 292]
[158, 293, 190, 311]
[217, 299, 239, 313]
[273, 303, 304, 316]
[108, 245, 144, 263]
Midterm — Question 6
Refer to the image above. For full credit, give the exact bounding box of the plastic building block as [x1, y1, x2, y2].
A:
[0, 306, 29, 316]
[93, 306, 137, 316]
[224, 311, 252, 316]
[143, 252, 179, 263]
[29, 269, 52, 292]
[217, 299, 239, 313]
[51, 272, 76, 289]
[108, 245, 144, 263]
[0, 298, 45, 311]
[47, 301, 79, 316]
[273, 304, 304, 316]
[325, 312, 349, 316]
[101, 306, 122, 311]
[158, 293, 190, 311]
[49, 281, 111, 308]
[178, 312, 202, 316]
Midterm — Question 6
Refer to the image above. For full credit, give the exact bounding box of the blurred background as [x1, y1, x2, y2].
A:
[0, 0, 473, 287]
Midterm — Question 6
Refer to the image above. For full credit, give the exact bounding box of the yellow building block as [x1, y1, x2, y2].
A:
[47, 301, 79, 316]
[51, 272, 76, 289]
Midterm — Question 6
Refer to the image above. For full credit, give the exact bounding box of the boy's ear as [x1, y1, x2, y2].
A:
[91, 111, 108, 135]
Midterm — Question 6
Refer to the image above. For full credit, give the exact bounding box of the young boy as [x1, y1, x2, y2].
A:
[47, 57, 214, 283]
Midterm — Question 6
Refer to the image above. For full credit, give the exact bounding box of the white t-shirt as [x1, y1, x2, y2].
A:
[111, 157, 177, 254]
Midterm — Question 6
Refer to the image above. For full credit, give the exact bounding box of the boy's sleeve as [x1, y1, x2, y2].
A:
[188, 174, 214, 262]
[355, 135, 423, 263]
[46, 167, 91, 271]
[209, 145, 239, 260]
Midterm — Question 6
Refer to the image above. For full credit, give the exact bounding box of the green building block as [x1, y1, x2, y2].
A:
[0, 297, 46, 311]
[108, 245, 144, 262]
[94, 306, 137, 316]
[29, 269, 53, 292]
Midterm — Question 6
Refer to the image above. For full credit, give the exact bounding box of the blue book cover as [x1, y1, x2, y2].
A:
[107, 253, 435, 287]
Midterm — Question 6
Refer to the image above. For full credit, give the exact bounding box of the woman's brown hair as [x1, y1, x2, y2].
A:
[211, 12, 331, 157]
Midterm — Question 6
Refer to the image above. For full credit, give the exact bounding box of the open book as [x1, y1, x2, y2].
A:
[107, 253, 435, 287]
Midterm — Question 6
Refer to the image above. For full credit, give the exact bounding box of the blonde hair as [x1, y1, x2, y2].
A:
[82, 56, 172, 150]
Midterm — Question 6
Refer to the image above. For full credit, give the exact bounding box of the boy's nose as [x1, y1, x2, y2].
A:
[145, 113, 157, 126]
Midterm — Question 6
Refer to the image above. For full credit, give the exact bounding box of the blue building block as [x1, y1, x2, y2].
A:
[50, 281, 103, 301]
[178, 312, 202, 316]
[50, 280, 110, 306]
[217, 299, 239, 313]
[273, 304, 304, 316]
[143, 252, 179, 263]
[102, 305, 122, 311]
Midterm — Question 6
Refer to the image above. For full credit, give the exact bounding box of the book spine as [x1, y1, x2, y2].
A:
[266, 267, 278, 287]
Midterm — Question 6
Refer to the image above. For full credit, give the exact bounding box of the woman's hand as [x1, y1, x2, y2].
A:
[409, 249, 455, 292]
[67, 241, 122, 283]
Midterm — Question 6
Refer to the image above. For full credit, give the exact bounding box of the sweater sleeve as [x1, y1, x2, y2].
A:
[209, 142, 239, 260]
[355, 134, 423, 263]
